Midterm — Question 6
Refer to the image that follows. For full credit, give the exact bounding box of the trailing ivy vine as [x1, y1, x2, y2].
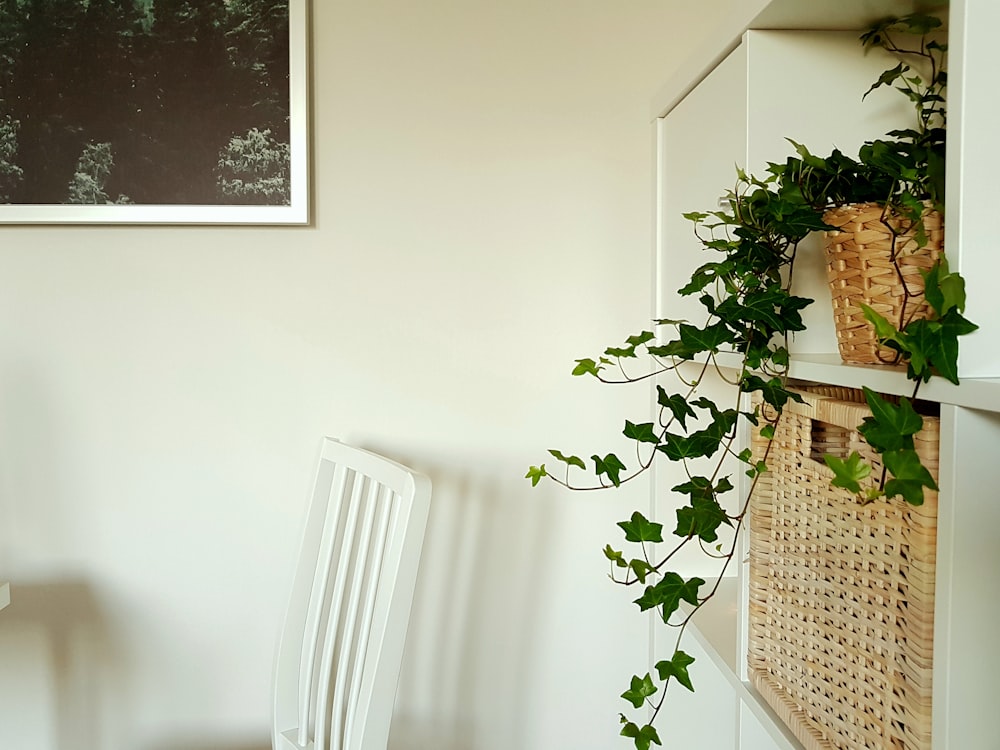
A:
[526, 15, 976, 750]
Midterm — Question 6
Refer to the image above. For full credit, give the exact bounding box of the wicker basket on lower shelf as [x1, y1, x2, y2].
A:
[748, 387, 939, 750]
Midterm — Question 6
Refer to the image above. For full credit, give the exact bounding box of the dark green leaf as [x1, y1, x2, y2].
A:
[741, 374, 804, 410]
[621, 674, 657, 709]
[858, 389, 922, 452]
[623, 421, 660, 445]
[673, 494, 731, 543]
[678, 322, 733, 355]
[617, 511, 663, 544]
[657, 387, 696, 429]
[634, 573, 704, 622]
[655, 650, 696, 691]
[592, 453, 627, 487]
[620, 720, 662, 750]
[883, 448, 938, 505]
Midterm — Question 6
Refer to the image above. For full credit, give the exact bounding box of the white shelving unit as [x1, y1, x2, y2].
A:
[652, 2, 1000, 748]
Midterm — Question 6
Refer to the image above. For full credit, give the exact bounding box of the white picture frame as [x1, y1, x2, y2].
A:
[0, 0, 309, 225]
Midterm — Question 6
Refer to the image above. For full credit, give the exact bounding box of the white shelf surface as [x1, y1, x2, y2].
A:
[683, 577, 805, 750]
[704, 352, 1000, 413]
[0, 582, 9, 611]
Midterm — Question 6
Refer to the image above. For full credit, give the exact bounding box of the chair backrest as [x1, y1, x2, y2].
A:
[273, 439, 431, 750]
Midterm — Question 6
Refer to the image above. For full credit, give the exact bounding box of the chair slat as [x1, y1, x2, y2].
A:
[315, 470, 366, 750]
[344, 486, 395, 746]
[297, 461, 350, 748]
[331, 478, 383, 749]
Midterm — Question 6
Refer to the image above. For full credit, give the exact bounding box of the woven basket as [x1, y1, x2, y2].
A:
[823, 203, 943, 365]
[748, 388, 938, 750]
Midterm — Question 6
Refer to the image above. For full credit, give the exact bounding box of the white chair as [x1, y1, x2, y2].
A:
[273, 439, 431, 750]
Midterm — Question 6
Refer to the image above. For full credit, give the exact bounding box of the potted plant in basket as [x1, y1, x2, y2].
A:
[526, 14, 976, 750]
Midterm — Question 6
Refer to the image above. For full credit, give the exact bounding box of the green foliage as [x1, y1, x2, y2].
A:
[824, 451, 872, 494]
[617, 511, 663, 544]
[0, 113, 23, 201]
[655, 650, 696, 691]
[526, 14, 974, 749]
[620, 718, 661, 750]
[621, 673, 658, 709]
[66, 142, 132, 205]
[861, 257, 978, 385]
[634, 573, 704, 623]
[217, 127, 291, 205]
[524, 465, 547, 487]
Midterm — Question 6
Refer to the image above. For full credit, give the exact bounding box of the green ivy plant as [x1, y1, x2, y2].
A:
[525, 15, 975, 750]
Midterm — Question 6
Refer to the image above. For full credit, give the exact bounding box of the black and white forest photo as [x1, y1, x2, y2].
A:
[0, 0, 305, 222]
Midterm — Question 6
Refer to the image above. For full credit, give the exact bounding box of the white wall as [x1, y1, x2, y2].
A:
[0, 2, 735, 749]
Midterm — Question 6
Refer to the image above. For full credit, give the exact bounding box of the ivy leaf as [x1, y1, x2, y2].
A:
[735, 287, 811, 332]
[605, 331, 655, 358]
[741, 374, 804, 411]
[547, 449, 585, 470]
[623, 421, 660, 445]
[922, 258, 967, 317]
[863, 61, 906, 99]
[659, 406, 738, 461]
[605, 345, 637, 358]
[858, 389, 922, 452]
[629, 558, 652, 584]
[671, 476, 714, 501]
[674, 496, 731, 543]
[823, 451, 872, 494]
[657, 387, 696, 429]
[572, 358, 603, 377]
[860, 303, 905, 344]
[912, 309, 979, 385]
[678, 260, 735, 296]
[592, 453, 626, 487]
[677, 321, 733, 355]
[634, 573, 704, 622]
[617, 511, 663, 544]
[628, 330, 656, 347]
[603, 545, 628, 569]
[883, 448, 938, 506]
[525, 465, 547, 486]
[655, 649, 696, 691]
[621, 674, 657, 709]
[620, 719, 662, 750]
[671, 477, 733, 542]
[760, 424, 776, 440]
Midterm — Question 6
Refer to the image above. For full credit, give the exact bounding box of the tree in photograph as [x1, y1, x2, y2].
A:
[217, 127, 290, 204]
[0, 113, 23, 201]
[224, 0, 290, 138]
[66, 141, 131, 204]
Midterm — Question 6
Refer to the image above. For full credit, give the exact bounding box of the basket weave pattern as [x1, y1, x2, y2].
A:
[748, 389, 938, 750]
[823, 203, 943, 365]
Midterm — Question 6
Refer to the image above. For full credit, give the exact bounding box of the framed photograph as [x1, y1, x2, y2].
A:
[0, 0, 309, 225]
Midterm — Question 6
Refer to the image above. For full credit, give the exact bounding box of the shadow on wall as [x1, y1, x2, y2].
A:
[0, 579, 116, 750]
[370, 450, 553, 750]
